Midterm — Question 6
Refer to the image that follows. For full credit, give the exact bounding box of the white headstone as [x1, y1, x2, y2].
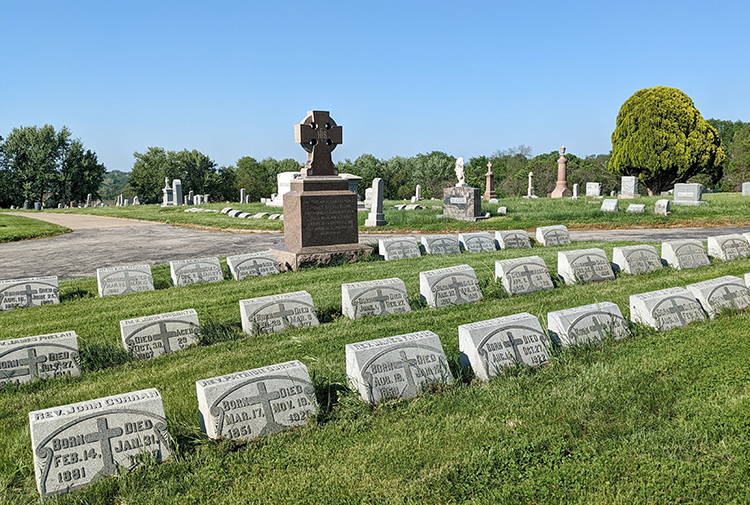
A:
[673, 183, 704, 205]
[612, 245, 662, 275]
[0, 331, 80, 386]
[743, 182, 750, 196]
[495, 256, 554, 296]
[655, 199, 671, 215]
[421, 234, 461, 255]
[620, 176, 639, 196]
[378, 237, 421, 260]
[535, 225, 571, 246]
[572, 183, 579, 198]
[548, 302, 629, 346]
[268, 172, 302, 207]
[630, 287, 705, 331]
[459, 232, 497, 252]
[746, 272, 750, 288]
[557, 248, 615, 285]
[415, 184, 422, 200]
[661, 240, 710, 270]
[0, 276, 60, 311]
[239, 291, 319, 335]
[252, 212, 269, 219]
[170, 257, 224, 286]
[345, 330, 453, 404]
[341, 278, 411, 319]
[96, 265, 154, 297]
[495, 230, 531, 249]
[419, 264, 482, 308]
[120, 309, 200, 359]
[686, 275, 750, 318]
[600, 199, 619, 212]
[707, 234, 750, 261]
[586, 182, 602, 197]
[364, 187, 373, 210]
[226, 252, 280, 280]
[626, 204, 645, 213]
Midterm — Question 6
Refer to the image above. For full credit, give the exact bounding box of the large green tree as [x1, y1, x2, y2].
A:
[610, 87, 725, 195]
[129, 147, 172, 203]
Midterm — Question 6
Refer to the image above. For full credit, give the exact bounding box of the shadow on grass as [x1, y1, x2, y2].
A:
[79, 341, 134, 372]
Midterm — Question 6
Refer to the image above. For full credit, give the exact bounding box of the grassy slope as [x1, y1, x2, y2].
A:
[1, 242, 750, 504]
[0, 214, 70, 243]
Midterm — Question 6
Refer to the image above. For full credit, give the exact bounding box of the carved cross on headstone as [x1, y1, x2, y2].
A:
[656, 298, 690, 330]
[84, 417, 123, 475]
[20, 348, 47, 380]
[502, 331, 525, 363]
[434, 276, 469, 304]
[509, 264, 544, 292]
[23, 284, 39, 307]
[355, 289, 390, 317]
[294, 111, 343, 177]
[266, 303, 297, 327]
[150, 322, 179, 354]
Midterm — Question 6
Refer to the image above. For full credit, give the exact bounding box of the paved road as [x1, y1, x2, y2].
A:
[2, 212, 749, 280]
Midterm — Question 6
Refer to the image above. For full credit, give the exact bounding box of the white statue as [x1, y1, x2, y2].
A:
[455, 157, 467, 187]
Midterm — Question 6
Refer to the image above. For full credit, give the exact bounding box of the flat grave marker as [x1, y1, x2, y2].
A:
[170, 257, 224, 286]
[342, 278, 411, 319]
[630, 287, 706, 331]
[120, 309, 200, 359]
[536, 225, 571, 246]
[548, 302, 629, 346]
[0, 331, 80, 386]
[627, 204, 645, 213]
[240, 291, 319, 335]
[707, 234, 750, 261]
[495, 230, 531, 249]
[686, 275, 750, 318]
[378, 237, 421, 261]
[495, 256, 554, 295]
[600, 199, 619, 212]
[612, 245, 663, 275]
[458, 232, 497, 252]
[96, 265, 154, 297]
[421, 234, 461, 255]
[420, 264, 482, 308]
[661, 240, 710, 270]
[557, 248, 615, 285]
[226, 251, 280, 280]
[0, 276, 60, 311]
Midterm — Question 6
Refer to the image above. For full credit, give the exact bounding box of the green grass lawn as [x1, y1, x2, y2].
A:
[2, 241, 750, 503]
[0, 214, 70, 243]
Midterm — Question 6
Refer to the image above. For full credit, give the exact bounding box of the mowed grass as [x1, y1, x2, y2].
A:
[0, 214, 70, 243]
[2, 242, 750, 503]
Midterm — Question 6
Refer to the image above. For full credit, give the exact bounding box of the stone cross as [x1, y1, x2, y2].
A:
[294, 111, 343, 176]
[510, 264, 545, 291]
[393, 350, 419, 395]
[657, 298, 690, 328]
[22, 284, 39, 307]
[434, 276, 469, 304]
[484, 161, 496, 200]
[527, 172, 534, 197]
[502, 331, 525, 363]
[357, 289, 391, 317]
[266, 303, 297, 326]
[241, 381, 282, 436]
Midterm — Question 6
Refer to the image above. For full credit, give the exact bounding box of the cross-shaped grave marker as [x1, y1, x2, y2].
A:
[507, 264, 547, 292]
[572, 255, 607, 282]
[675, 244, 707, 268]
[294, 111, 343, 176]
[433, 275, 470, 304]
[544, 229, 568, 245]
[502, 331, 525, 363]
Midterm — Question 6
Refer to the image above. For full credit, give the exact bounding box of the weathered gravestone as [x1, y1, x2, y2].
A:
[495, 256, 554, 296]
[743, 182, 750, 196]
[707, 234, 750, 261]
[420, 264, 482, 308]
[404, 204, 423, 211]
[196, 360, 318, 441]
[557, 248, 615, 285]
[459, 313, 549, 381]
[239, 291, 319, 335]
[421, 234, 460, 255]
[600, 199, 619, 212]
[586, 182, 602, 197]
[120, 309, 200, 359]
[240, 188, 246, 203]
[661, 240, 710, 270]
[341, 278, 411, 319]
[378, 236, 421, 261]
[630, 287, 705, 331]
[495, 230, 532, 249]
[29, 388, 169, 497]
[252, 212, 269, 219]
[620, 176, 639, 197]
[345, 330, 452, 404]
[626, 204, 646, 213]
[364, 178, 386, 227]
[226, 252, 280, 280]
[572, 183, 579, 199]
[673, 183, 704, 205]
[655, 199, 671, 215]
[170, 257, 224, 286]
[172, 179, 183, 207]
[96, 265, 154, 297]
[551, 146, 572, 198]
[612, 245, 663, 275]
[0, 331, 80, 386]
[0, 276, 60, 311]
[535, 225, 571, 246]
[686, 275, 750, 318]
[548, 302, 629, 346]
[459, 232, 497, 252]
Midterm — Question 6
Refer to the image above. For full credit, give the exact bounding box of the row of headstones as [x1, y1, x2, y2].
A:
[114, 194, 140, 206]
[600, 199, 672, 215]
[220, 207, 284, 220]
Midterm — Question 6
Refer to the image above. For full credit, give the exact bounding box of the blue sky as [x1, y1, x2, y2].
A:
[2, 0, 748, 171]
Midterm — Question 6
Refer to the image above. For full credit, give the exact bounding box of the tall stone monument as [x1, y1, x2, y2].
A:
[442, 157, 488, 221]
[483, 161, 496, 200]
[365, 178, 386, 227]
[551, 146, 572, 198]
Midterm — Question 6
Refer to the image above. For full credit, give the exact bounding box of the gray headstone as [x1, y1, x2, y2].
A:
[239, 291, 319, 335]
[572, 183, 579, 198]
[364, 187, 373, 210]
[459, 313, 549, 381]
[621, 176, 639, 195]
[34, 202, 42, 210]
[0, 276, 60, 311]
[655, 199, 671, 215]
[196, 360, 318, 441]
[626, 204, 646, 213]
[240, 188, 246, 203]
[221, 207, 232, 214]
[172, 179, 183, 206]
[458, 232, 497, 252]
[600, 199, 619, 212]
[497, 206, 507, 214]
[421, 234, 461, 255]
[404, 204, 423, 210]
[0, 331, 80, 386]
[364, 180, 384, 228]
[548, 302, 629, 346]
[415, 184, 422, 200]
[557, 248, 615, 285]
[268, 214, 282, 220]
[746, 273, 750, 288]
[535, 225, 570, 246]
[673, 183, 704, 205]
[228, 210, 243, 218]
[586, 182, 602, 197]
[237, 212, 252, 218]
[707, 234, 750, 261]
[495, 230, 531, 249]
[345, 330, 453, 404]
[120, 309, 200, 359]
[612, 245, 662, 275]
[341, 277, 411, 319]
[420, 264, 482, 308]
[495, 256, 554, 296]
[227, 252, 280, 280]
[686, 275, 750, 318]
[170, 257, 224, 286]
[29, 388, 169, 497]
[488, 198, 499, 204]
[630, 287, 705, 331]
[378, 237, 421, 261]
[252, 212, 269, 219]
[661, 240, 710, 270]
[96, 265, 154, 297]
[743, 182, 750, 196]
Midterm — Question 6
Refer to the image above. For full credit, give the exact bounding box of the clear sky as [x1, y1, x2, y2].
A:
[2, 0, 748, 171]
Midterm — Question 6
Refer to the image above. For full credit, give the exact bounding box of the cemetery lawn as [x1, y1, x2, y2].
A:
[2, 242, 750, 503]
[0, 213, 71, 243]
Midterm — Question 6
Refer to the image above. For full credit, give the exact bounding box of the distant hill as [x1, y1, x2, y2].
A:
[99, 170, 130, 200]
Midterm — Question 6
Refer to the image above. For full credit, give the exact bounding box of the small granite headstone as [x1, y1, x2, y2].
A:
[459, 232, 497, 252]
[29, 388, 169, 497]
[572, 183, 579, 198]
[120, 309, 200, 359]
[673, 183, 704, 205]
[612, 245, 662, 275]
[548, 302, 629, 346]
[196, 360, 318, 441]
[600, 199, 619, 212]
[630, 287, 705, 331]
[239, 291, 319, 335]
[345, 330, 453, 404]
[170, 257, 224, 286]
[341, 278, 411, 319]
[495, 230, 531, 249]
[557, 248, 615, 285]
[364, 187, 373, 210]
[661, 240, 710, 270]
[442, 186, 487, 221]
[626, 204, 646, 213]
[743, 182, 750, 196]
[707, 234, 750, 261]
[227, 252, 280, 280]
[746, 273, 750, 288]
[686, 275, 750, 318]
[459, 313, 549, 381]
[586, 182, 602, 197]
[0, 331, 80, 386]
[421, 234, 461, 255]
[252, 212, 269, 219]
[535, 225, 571, 246]
[96, 265, 154, 297]
[378, 237, 421, 260]
[0, 276, 60, 311]
[620, 176, 639, 196]
[495, 256, 554, 295]
[420, 264, 482, 308]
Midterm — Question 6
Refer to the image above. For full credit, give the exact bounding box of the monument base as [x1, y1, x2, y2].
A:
[272, 243, 374, 271]
[443, 186, 487, 222]
[550, 182, 572, 198]
[618, 193, 641, 199]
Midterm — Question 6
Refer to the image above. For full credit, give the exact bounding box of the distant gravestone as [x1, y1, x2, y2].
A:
[120, 309, 200, 359]
[746, 273, 750, 288]
[421, 234, 461, 255]
[620, 176, 639, 197]
[96, 265, 154, 297]
[626, 204, 645, 213]
[268, 172, 302, 207]
[442, 186, 487, 222]
[0, 276, 60, 311]
[345, 330, 452, 404]
[548, 302, 629, 346]
[686, 275, 750, 318]
[23, 200, 30, 210]
[572, 183, 579, 198]
[459, 232, 497, 252]
[364, 178, 386, 227]
[196, 360, 318, 441]
[415, 184, 422, 200]
[268, 214, 282, 220]
[341, 277, 411, 319]
[378, 237, 421, 261]
[612, 245, 662, 275]
[535, 225, 571, 246]
[586, 182, 602, 197]
[170, 257, 224, 286]
[364, 187, 373, 210]
[239, 291, 319, 335]
[459, 313, 549, 381]
[600, 199, 619, 212]
[420, 264, 482, 308]
[404, 204, 423, 210]
[226, 252, 280, 280]
[172, 179, 183, 207]
[252, 212, 269, 219]
[495, 230, 531, 249]
[0, 331, 80, 386]
[655, 199, 671, 215]
[495, 256, 554, 296]
[707, 234, 750, 261]
[240, 188, 246, 203]
[661, 240, 710, 270]
[743, 182, 750, 196]
[630, 287, 705, 331]
[557, 248, 615, 285]
[673, 183, 704, 205]
[29, 388, 169, 497]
